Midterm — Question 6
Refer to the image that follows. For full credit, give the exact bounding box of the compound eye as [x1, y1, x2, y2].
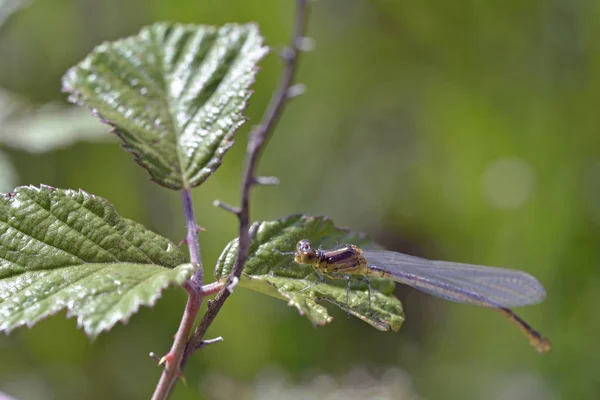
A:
[297, 239, 312, 253]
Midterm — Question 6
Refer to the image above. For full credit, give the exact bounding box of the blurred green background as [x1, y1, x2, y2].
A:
[0, 0, 598, 399]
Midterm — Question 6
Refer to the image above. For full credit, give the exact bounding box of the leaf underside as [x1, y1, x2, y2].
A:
[0, 185, 194, 338]
[62, 22, 268, 189]
[215, 214, 404, 332]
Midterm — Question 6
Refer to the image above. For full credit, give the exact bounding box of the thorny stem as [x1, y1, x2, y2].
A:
[182, 188, 203, 288]
[151, 1, 310, 398]
[151, 189, 204, 400]
[181, 0, 310, 368]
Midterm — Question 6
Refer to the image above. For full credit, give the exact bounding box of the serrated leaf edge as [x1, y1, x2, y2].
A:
[62, 22, 268, 190]
[0, 263, 194, 339]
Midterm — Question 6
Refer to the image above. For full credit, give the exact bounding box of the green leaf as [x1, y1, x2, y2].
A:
[0, 185, 193, 337]
[62, 22, 268, 190]
[215, 215, 404, 331]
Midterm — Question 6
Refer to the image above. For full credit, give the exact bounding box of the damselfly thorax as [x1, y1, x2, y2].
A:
[293, 239, 371, 277]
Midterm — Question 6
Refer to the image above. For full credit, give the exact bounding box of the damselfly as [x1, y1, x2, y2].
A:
[284, 239, 551, 353]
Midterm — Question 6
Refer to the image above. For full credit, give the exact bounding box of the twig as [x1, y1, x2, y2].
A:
[252, 176, 280, 185]
[151, 1, 310, 397]
[196, 336, 224, 349]
[151, 189, 204, 400]
[181, 0, 310, 368]
[201, 281, 225, 295]
[212, 200, 240, 215]
[183, 188, 204, 288]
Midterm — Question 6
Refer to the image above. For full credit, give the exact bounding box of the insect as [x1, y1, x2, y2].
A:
[283, 239, 551, 353]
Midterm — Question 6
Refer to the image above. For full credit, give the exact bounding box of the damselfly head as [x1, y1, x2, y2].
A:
[295, 239, 319, 265]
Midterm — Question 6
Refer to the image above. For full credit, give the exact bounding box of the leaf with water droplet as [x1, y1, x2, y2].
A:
[62, 23, 268, 189]
[0, 185, 194, 338]
[215, 215, 404, 331]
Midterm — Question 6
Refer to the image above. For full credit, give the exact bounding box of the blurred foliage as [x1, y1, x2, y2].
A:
[0, 0, 598, 399]
[0, 88, 110, 153]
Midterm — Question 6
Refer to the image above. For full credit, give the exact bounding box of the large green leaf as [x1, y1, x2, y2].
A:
[62, 22, 267, 189]
[215, 215, 404, 331]
[0, 185, 194, 337]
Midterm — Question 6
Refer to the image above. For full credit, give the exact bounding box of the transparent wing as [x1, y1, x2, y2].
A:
[361, 250, 546, 308]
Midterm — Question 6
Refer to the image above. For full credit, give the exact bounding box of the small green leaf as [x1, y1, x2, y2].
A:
[0, 185, 193, 337]
[62, 22, 268, 189]
[215, 215, 404, 331]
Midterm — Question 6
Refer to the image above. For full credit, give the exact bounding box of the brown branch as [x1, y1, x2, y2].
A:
[151, 2, 310, 397]
[181, 0, 310, 368]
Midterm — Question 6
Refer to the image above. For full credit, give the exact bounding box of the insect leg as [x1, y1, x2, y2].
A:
[345, 276, 352, 318]
[299, 266, 326, 293]
[363, 277, 372, 310]
[273, 248, 295, 256]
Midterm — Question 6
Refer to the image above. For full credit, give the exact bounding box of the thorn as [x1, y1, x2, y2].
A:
[286, 83, 306, 99]
[295, 36, 315, 52]
[196, 225, 206, 232]
[226, 276, 239, 293]
[149, 352, 161, 363]
[158, 352, 175, 367]
[178, 238, 187, 247]
[196, 336, 224, 350]
[253, 176, 280, 186]
[280, 46, 295, 62]
[153, 352, 186, 383]
[213, 200, 240, 215]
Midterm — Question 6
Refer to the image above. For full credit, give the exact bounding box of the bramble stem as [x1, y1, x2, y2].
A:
[151, 1, 310, 397]
[182, 188, 203, 288]
[151, 188, 205, 400]
[181, 0, 310, 367]
[201, 281, 225, 295]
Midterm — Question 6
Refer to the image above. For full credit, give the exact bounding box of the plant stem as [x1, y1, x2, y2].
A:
[151, 1, 310, 397]
[182, 188, 203, 288]
[201, 281, 224, 295]
[151, 188, 204, 400]
[181, 0, 310, 366]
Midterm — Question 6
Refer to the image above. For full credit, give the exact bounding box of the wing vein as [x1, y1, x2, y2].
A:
[362, 250, 545, 308]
